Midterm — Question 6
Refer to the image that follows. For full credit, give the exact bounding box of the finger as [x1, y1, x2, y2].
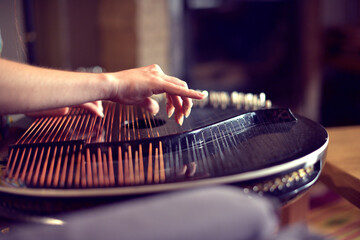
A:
[159, 81, 205, 100]
[170, 94, 184, 126]
[162, 75, 188, 88]
[81, 102, 104, 117]
[152, 64, 164, 74]
[181, 96, 193, 118]
[94, 101, 103, 113]
[166, 93, 175, 118]
[137, 97, 160, 116]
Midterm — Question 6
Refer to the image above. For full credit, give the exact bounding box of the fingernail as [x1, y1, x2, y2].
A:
[99, 111, 104, 118]
[167, 105, 175, 118]
[176, 113, 184, 126]
[201, 90, 208, 98]
[185, 108, 191, 118]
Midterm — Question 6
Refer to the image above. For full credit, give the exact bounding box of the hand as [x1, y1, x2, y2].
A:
[106, 64, 205, 125]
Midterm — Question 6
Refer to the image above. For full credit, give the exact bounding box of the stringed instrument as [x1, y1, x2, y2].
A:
[0, 91, 328, 216]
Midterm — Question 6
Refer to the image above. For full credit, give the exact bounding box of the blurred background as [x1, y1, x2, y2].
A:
[1, 0, 360, 127]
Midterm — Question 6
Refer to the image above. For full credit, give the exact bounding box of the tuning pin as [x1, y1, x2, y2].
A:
[265, 100, 272, 108]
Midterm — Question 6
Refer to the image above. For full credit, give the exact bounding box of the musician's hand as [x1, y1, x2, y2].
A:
[106, 64, 205, 125]
[26, 101, 103, 118]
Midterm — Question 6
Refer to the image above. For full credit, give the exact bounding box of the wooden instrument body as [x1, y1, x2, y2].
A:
[0, 97, 328, 215]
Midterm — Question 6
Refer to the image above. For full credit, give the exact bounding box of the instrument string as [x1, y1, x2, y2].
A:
[74, 152, 84, 185]
[154, 147, 159, 183]
[118, 105, 123, 141]
[67, 145, 76, 187]
[109, 103, 116, 142]
[42, 117, 59, 142]
[46, 146, 58, 187]
[47, 117, 64, 142]
[20, 147, 32, 183]
[135, 109, 141, 140]
[147, 143, 153, 184]
[74, 113, 86, 141]
[50, 116, 68, 142]
[151, 114, 160, 137]
[191, 135, 200, 174]
[141, 108, 151, 138]
[128, 145, 134, 184]
[225, 123, 242, 168]
[12, 147, 26, 181]
[36, 117, 55, 143]
[85, 111, 97, 145]
[86, 116, 97, 144]
[107, 146, 115, 186]
[102, 152, 110, 186]
[30, 146, 43, 185]
[63, 112, 79, 141]
[77, 145, 86, 187]
[5, 102, 275, 189]
[177, 138, 183, 174]
[80, 115, 91, 140]
[32, 146, 45, 185]
[209, 129, 222, 171]
[145, 111, 154, 138]
[126, 106, 130, 141]
[185, 137, 192, 167]
[29, 117, 51, 143]
[201, 131, 213, 175]
[96, 103, 108, 142]
[139, 144, 145, 183]
[69, 114, 82, 141]
[57, 115, 72, 141]
[52, 145, 65, 187]
[141, 108, 150, 138]
[59, 145, 71, 187]
[124, 151, 129, 185]
[199, 132, 210, 174]
[167, 140, 174, 178]
[16, 118, 41, 144]
[159, 141, 165, 182]
[134, 150, 140, 184]
[74, 145, 82, 187]
[97, 147, 105, 186]
[104, 103, 112, 142]
[91, 152, 99, 187]
[118, 146, 124, 185]
[219, 129, 234, 169]
[84, 148, 93, 187]
[7, 148, 20, 178]
[131, 106, 136, 140]
[25, 147, 38, 185]
[39, 145, 52, 186]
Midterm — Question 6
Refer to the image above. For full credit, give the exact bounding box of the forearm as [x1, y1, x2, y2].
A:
[0, 58, 110, 115]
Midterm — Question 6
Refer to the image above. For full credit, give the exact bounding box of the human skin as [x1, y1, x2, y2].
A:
[0, 59, 204, 125]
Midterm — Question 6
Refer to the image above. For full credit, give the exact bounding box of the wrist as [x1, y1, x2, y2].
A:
[96, 72, 116, 101]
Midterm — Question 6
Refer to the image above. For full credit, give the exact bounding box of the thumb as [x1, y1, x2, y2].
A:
[137, 97, 160, 115]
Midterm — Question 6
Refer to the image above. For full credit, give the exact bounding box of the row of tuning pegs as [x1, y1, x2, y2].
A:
[193, 91, 272, 110]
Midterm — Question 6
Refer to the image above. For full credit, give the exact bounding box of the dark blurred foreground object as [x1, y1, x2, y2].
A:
[2, 186, 325, 240]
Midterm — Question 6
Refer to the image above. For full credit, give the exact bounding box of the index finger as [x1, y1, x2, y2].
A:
[160, 81, 205, 100]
